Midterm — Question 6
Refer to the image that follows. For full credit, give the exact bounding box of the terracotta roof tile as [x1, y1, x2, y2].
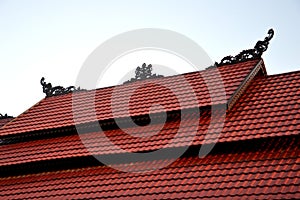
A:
[0, 118, 13, 128]
[0, 58, 298, 199]
[0, 70, 298, 166]
[0, 60, 260, 136]
[0, 139, 298, 199]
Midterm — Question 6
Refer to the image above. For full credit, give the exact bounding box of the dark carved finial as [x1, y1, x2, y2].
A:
[216, 29, 274, 66]
[123, 63, 164, 84]
[0, 113, 13, 119]
[40, 77, 86, 97]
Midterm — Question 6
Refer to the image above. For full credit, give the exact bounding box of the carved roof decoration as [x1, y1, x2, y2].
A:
[0, 113, 13, 119]
[0, 28, 299, 199]
[41, 77, 86, 97]
[123, 63, 164, 84]
[216, 29, 274, 66]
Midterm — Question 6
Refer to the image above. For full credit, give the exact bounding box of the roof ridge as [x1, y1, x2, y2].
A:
[266, 69, 300, 77]
[13, 59, 260, 106]
[82, 59, 259, 93]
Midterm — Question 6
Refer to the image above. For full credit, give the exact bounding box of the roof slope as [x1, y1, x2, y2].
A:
[0, 137, 298, 199]
[0, 56, 299, 199]
[0, 118, 13, 128]
[0, 60, 260, 136]
[0, 69, 298, 166]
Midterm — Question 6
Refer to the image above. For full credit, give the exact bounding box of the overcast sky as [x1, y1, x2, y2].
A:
[0, 0, 299, 117]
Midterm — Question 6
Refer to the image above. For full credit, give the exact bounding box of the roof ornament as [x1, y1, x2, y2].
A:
[123, 63, 164, 84]
[40, 77, 86, 97]
[0, 113, 13, 119]
[216, 29, 274, 66]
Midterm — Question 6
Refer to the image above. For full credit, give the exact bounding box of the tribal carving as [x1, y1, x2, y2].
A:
[124, 63, 164, 84]
[40, 77, 85, 97]
[216, 29, 274, 66]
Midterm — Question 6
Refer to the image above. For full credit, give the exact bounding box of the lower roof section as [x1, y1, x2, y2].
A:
[0, 137, 298, 199]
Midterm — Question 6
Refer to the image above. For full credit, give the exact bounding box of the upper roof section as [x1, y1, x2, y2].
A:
[0, 29, 275, 137]
[0, 59, 264, 136]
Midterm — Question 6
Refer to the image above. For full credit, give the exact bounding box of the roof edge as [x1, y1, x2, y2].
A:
[266, 69, 300, 77]
[227, 59, 266, 111]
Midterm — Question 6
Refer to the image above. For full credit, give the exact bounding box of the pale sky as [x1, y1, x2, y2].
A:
[0, 0, 299, 117]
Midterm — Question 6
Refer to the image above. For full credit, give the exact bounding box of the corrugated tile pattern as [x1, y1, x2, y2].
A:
[0, 70, 298, 166]
[0, 138, 298, 199]
[0, 118, 13, 128]
[0, 60, 260, 136]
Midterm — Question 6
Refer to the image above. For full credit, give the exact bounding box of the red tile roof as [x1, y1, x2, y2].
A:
[0, 118, 13, 128]
[0, 56, 299, 199]
[0, 137, 298, 199]
[0, 70, 298, 167]
[0, 60, 261, 136]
